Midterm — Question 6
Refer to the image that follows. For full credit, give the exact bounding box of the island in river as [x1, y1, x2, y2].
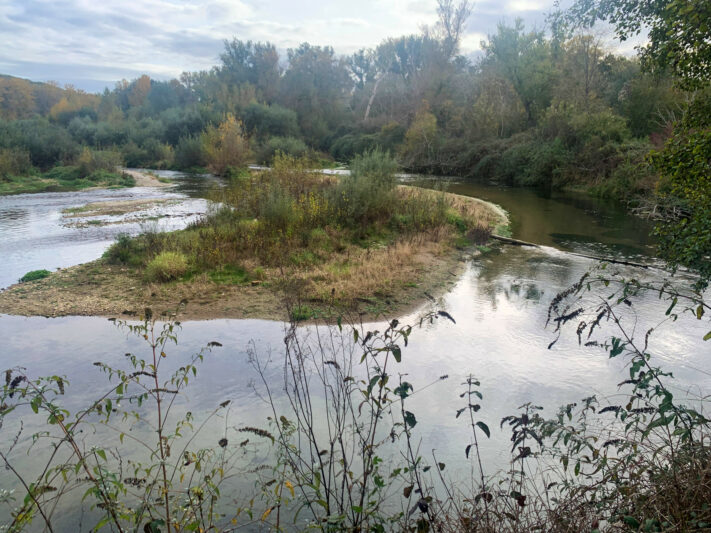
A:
[0, 167, 508, 321]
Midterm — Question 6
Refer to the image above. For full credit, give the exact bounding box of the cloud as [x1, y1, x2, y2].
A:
[0, 0, 587, 92]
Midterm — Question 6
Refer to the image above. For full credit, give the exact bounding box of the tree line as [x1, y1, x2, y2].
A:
[0, 1, 688, 203]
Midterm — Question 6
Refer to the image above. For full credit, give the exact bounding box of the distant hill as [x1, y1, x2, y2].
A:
[0, 74, 98, 120]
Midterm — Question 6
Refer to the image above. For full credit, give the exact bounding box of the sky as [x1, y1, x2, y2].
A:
[0, 0, 625, 93]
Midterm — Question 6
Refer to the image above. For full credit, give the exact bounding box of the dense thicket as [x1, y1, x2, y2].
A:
[0, 6, 685, 201]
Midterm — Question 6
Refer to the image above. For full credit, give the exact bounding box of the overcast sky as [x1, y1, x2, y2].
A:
[0, 0, 621, 93]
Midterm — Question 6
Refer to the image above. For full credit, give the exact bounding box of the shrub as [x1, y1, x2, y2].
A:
[0, 147, 33, 177]
[146, 250, 187, 280]
[330, 149, 399, 227]
[75, 147, 123, 177]
[104, 233, 148, 266]
[174, 135, 206, 169]
[145, 251, 188, 282]
[19, 269, 51, 282]
[201, 114, 251, 176]
[242, 103, 300, 139]
[256, 136, 308, 164]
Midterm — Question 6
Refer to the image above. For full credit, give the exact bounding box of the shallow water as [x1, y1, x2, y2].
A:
[0, 170, 212, 289]
[0, 175, 708, 530]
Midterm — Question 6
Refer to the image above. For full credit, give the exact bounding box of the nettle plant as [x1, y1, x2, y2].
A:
[248, 309, 461, 532]
[532, 264, 711, 531]
[0, 307, 263, 533]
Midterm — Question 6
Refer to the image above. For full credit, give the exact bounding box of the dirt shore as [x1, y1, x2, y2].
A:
[120, 168, 173, 188]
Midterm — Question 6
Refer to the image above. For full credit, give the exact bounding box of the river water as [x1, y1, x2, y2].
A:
[0, 173, 708, 530]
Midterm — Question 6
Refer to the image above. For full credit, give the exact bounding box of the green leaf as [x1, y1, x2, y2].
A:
[476, 421, 491, 438]
[96, 449, 107, 461]
[391, 345, 401, 363]
[704, 330, 711, 341]
[623, 515, 640, 529]
[665, 297, 678, 316]
[404, 411, 417, 428]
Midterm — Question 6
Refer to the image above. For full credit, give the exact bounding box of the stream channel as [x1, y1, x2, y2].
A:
[0, 171, 708, 529]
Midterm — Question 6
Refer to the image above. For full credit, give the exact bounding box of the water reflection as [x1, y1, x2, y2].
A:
[1, 174, 708, 529]
[413, 178, 656, 259]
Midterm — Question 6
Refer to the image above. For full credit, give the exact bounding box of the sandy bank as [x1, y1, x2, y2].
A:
[120, 168, 174, 188]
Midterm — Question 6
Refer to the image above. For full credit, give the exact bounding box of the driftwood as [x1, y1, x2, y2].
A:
[490, 234, 659, 270]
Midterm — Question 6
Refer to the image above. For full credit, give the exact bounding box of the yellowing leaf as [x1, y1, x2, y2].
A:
[261, 507, 273, 521]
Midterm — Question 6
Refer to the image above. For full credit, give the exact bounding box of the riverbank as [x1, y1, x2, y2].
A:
[0, 188, 507, 321]
[0, 167, 174, 195]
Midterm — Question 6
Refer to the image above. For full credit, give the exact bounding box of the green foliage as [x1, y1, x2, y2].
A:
[0, 148, 32, 178]
[145, 251, 189, 282]
[104, 233, 146, 266]
[256, 136, 308, 164]
[651, 92, 711, 288]
[289, 304, 317, 321]
[209, 264, 249, 284]
[243, 102, 300, 139]
[19, 269, 51, 282]
[174, 135, 206, 169]
[331, 149, 399, 227]
[568, 0, 711, 89]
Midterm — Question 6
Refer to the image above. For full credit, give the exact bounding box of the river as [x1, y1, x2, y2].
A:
[0, 172, 708, 530]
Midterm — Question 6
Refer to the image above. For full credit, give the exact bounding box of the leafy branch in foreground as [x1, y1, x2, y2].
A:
[0, 307, 260, 532]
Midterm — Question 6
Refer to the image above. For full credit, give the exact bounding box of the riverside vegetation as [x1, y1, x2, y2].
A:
[0, 0, 692, 205]
[0, 150, 503, 320]
[1, 0, 711, 530]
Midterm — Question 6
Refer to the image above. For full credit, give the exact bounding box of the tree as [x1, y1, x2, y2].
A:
[219, 39, 280, 103]
[432, 0, 473, 60]
[128, 75, 152, 108]
[651, 93, 711, 288]
[569, 0, 711, 90]
[201, 114, 251, 175]
[554, 34, 605, 109]
[568, 0, 711, 285]
[481, 20, 557, 124]
[279, 43, 352, 147]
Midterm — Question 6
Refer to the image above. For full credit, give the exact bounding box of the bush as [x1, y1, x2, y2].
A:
[0, 147, 33, 177]
[174, 135, 206, 169]
[104, 233, 147, 266]
[201, 114, 252, 175]
[256, 136, 308, 164]
[75, 147, 123, 177]
[242, 103, 300, 139]
[330, 149, 399, 227]
[19, 269, 51, 282]
[145, 251, 189, 282]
